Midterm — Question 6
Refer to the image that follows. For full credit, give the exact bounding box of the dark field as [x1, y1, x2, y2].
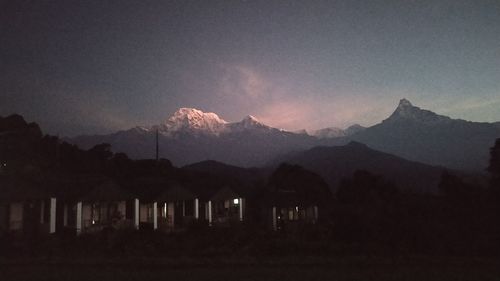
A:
[1, 257, 500, 281]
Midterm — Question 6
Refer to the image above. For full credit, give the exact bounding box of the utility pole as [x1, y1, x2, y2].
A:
[155, 128, 159, 162]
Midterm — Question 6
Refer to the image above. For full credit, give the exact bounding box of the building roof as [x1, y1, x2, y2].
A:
[81, 180, 134, 202]
[209, 186, 242, 202]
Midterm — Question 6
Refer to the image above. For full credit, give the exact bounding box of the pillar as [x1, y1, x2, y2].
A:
[76, 201, 82, 235]
[49, 198, 56, 234]
[272, 206, 277, 231]
[134, 199, 140, 229]
[153, 202, 158, 230]
[238, 197, 243, 221]
[207, 200, 212, 226]
[194, 198, 199, 219]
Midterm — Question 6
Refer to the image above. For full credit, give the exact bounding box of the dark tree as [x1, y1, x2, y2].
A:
[438, 170, 480, 201]
[268, 163, 332, 202]
[336, 170, 399, 204]
[88, 143, 113, 160]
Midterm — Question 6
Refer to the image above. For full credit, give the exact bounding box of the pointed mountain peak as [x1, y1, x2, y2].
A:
[398, 98, 413, 108]
[229, 114, 271, 131]
[386, 99, 450, 124]
[243, 115, 259, 123]
[239, 114, 266, 126]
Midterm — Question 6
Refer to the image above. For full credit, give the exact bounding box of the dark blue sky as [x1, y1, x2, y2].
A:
[1, 0, 499, 136]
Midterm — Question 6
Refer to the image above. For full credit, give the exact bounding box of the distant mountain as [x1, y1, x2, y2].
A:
[69, 108, 319, 167]
[275, 141, 445, 193]
[312, 127, 345, 139]
[312, 124, 366, 139]
[349, 99, 500, 171]
[344, 124, 366, 136]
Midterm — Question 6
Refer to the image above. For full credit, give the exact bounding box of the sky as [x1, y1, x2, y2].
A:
[1, 0, 499, 136]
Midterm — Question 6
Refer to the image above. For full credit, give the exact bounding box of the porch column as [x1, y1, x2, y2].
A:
[63, 203, 68, 227]
[49, 198, 56, 234]
[40, 200, 45, 224]
[272, 206, 277, 231]
[153, 202, 158, 230]
[134, 199, 140, 229]
[76, 201, 82, 235]
[238, 198, 244, 221]
[313, 205, 319, 223]
[194, 198, 199, 219]
[207, 200, 212, 226]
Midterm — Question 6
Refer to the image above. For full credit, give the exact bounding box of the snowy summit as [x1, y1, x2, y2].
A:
[160, 108, 228, 135]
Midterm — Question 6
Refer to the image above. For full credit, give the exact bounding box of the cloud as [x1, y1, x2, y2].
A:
[217, 64, 273, 101]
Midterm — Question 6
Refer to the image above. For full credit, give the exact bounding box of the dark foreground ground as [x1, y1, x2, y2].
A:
[1, 256, 499, 281]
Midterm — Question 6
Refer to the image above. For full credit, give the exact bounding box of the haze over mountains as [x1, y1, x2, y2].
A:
[68, 99, 500, 171]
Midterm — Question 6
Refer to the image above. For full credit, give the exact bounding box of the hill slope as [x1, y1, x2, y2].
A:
[276, 141, 445, 193]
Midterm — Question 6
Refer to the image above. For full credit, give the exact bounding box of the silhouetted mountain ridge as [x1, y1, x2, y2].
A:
[274, 141, 445, 193]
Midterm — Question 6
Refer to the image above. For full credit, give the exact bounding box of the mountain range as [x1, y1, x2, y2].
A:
[69, 108, 320, 167]
[68, 99, 500, 171]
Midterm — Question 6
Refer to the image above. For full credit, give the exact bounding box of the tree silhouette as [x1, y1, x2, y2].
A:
[336, 170, 399, 204]
[268, 163, 332, 203]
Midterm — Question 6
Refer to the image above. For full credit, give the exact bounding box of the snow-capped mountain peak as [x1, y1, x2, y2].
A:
[230, 114, 271, 131]
[162, 108, 228, 135]
[244, 115, 258, 122]
[241, 115, 263, 126]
